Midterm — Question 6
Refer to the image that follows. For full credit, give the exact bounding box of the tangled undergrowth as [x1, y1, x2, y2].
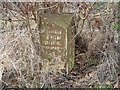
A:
[0, 2, 119, 88]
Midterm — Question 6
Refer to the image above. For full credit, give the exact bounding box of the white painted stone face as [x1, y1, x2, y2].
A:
[0, 63, 3, 81]
[0, 63, 3, 89]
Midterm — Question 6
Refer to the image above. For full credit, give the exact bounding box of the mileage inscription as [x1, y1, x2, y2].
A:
[40, 17, 66, 56]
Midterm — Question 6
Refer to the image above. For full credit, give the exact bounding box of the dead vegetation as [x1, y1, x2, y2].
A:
[0, 2, 119, 88]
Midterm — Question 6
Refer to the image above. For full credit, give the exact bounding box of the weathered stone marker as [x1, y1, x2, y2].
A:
[39, 14, 75, 73]
[40, 16, 66, 58]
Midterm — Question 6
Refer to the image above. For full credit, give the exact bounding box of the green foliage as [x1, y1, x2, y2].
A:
[97, 83, 114, 90]
[112, 23, 120, 31]
[95, 3, 101, 10]
[119, 35, 120, 39]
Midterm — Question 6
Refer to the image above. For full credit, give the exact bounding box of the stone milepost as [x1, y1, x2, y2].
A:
[39, 14, 74, 73]
[40, 16, 66, 57]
